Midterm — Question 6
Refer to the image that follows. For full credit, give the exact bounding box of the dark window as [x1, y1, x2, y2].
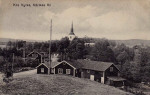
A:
[110, 67, 113, 72]
[87, 69, 90, 73]
[58, 68, 63, 74]
[66, 69, 71, 74]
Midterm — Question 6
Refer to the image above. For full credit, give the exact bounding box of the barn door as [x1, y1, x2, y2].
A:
[101, 77, 104, 83]
[90, 75, 94, 81]
[81, 72, 84, 78]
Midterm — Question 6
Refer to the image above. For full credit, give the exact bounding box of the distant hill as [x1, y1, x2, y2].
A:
[113, 39, 150, 47]
[0, 38, 16, 43]
[0, 38, 45, 48]
[91, 38, 150, 47]
[0, 38, 45, 44]
[0, 38, 150, 47]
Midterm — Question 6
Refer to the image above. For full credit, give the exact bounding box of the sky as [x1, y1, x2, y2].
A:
[0, 0, 150, 41]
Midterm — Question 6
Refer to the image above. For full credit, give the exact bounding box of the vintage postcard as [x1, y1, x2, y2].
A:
[0, 0, 150, 95]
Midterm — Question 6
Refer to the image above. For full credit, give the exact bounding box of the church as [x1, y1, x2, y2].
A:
[67, 22, 95, 47]
[67, 22, 76, 41]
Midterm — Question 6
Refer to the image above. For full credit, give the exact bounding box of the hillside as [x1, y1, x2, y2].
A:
[0, 73, 132, 95]
[114, 39, 150, 47]
[0, 38, 45, 48]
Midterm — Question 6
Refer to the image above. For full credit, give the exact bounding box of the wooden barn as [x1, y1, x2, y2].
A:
[36, 59, 125, 86]
[77, 60, 123, 85]
[52, 60, 124, 86]
[26, 51, 43, 64]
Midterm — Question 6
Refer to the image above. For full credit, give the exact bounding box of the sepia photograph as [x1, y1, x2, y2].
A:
[0, 0, 150, 95]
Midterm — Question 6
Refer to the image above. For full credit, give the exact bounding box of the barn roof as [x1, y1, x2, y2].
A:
[27, 51, 42, 57]
[37, 62, 58, 69]
[107, 77, 126, 81]
[77, 59, 114, 71]
[51, 60, 114, 71]
[65, 60, 83, 69]
[51, 60, 82, 69]
[49, 59, 116, 72]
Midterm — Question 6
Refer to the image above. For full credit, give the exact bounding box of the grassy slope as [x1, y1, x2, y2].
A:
[0, 74, 132, 95]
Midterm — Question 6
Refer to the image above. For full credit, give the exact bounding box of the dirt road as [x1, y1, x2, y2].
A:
[0, 69, 37, 83]
[13, 69, 37, 78]
[0, 70, 37, 95]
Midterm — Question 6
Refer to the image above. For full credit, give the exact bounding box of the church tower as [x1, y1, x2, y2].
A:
[68, 22, 76, 41]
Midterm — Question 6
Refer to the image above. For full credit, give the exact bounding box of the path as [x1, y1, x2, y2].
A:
[0, 70, 37, 95]
[0, 69, 37, 82]
[13, 69, 37, 78]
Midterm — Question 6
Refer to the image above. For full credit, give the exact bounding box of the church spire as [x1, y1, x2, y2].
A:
[68, 21, 76, 41]
[69, 21, 75, 35]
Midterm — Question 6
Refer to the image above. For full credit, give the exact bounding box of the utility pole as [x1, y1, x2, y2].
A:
[49, 19, 52, 74]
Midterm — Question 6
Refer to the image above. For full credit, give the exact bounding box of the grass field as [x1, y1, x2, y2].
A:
[0, 73, 133, 95]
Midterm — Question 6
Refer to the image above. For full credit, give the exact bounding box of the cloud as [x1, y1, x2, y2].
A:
[87, 11, 138, 32]
[59, 5, 97, 20]
[40, 5, 98, 38]
[42, 11, 55, 21]
[42, 5, 97, 24]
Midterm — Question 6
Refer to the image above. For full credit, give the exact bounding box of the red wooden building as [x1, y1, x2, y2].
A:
[36, 59, 125, 86]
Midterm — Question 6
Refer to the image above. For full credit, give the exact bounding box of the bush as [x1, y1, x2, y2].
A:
[123, 86, 146, 95]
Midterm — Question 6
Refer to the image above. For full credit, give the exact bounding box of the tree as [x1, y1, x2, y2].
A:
[17, 40, 26, 50]
[116, 51, 129, 69]
[51, 41, 58, 53]
[122, 61, 142, 82]
[91, 39, 116, 62]
[0, 48, 2, 55]
[57, 37, 70, 60]
[33, 42, 42, 51]
[26, 43, 34, 53]
[121, 61, 132, 80]
[76, 43, 85, 59]
[67, 38, 86, 60]
[6, 41, 13, 49]
[57, 37, 70, 52]
[0, 56, 5, 72]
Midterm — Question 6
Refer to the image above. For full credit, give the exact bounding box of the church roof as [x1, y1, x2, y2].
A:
[69, 31, 75, 35]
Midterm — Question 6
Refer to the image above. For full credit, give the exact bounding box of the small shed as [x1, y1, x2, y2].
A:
[36, 62, 50, 74]
[107, 77, 126, 87]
